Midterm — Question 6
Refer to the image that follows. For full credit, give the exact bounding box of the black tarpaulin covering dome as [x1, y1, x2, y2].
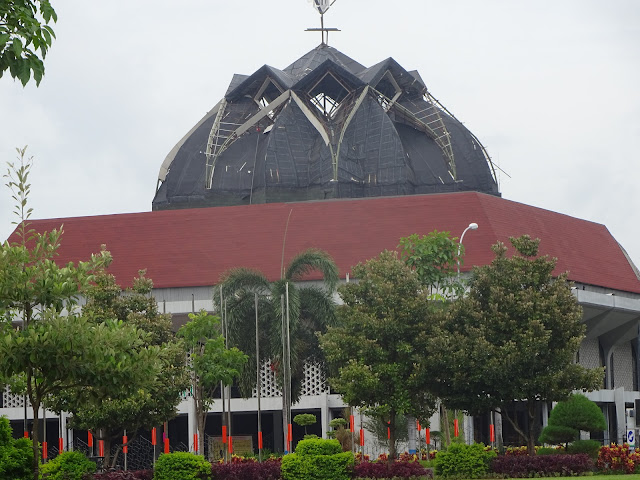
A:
[153, 45, 500, 210]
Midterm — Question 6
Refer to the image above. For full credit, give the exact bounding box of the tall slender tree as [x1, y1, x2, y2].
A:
[219, 248, 338, 449]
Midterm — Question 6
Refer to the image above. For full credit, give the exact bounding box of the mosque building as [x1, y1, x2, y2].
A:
[2, 3, 640, 464]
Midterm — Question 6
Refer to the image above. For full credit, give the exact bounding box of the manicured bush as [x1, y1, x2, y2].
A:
[211, 457, 282, 479]
[0, 416, 32, 480]
[538, 424, 578, 445]
[93, 471, 153, 480]
[281, 437, 353, 480]
[536, 447, 561, 455]
[539, 394, 606, 445]
[295, 437, 341, 456]
[39, 450, 96, 480]
[353, 459, 431, 478]
[597, 443, 640, 474]
[567, 439, 601, 458]
[434, 443, 496, 478]
[153, 452, 210, 480]
[491, 453, 594, 477]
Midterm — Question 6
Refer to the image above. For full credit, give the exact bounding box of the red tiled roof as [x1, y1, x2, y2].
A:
[8, 192, 640, 293]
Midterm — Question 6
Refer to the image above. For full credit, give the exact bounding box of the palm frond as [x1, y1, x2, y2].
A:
[285, 248, 339, 290]
[218, 267, 270, 300]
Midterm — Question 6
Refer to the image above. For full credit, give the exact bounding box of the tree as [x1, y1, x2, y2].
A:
[424, 235, 603, 454]
[219, 248, 338, 449]
[0, 416, 32, 480]
[178, 310, 248, 455]
[319, 250, 437, 461]
[0, 148, 162, 480]
[293, 414, 317, 436]
[539, 393, 607, 445]
[49, 270, 190, 468]
[0, 1, 57, 86]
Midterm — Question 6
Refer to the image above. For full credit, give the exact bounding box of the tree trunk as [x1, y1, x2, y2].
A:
[441, 405, 451, 447]
[30, 394, 40, 480]
[388, 410, 396, 463]
[526, 400, 539, 455]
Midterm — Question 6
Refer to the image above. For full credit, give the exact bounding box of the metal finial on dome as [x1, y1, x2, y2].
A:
[306, 0, 340, 45]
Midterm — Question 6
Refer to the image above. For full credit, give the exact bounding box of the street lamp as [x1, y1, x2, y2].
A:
[457, 223, 478, 280]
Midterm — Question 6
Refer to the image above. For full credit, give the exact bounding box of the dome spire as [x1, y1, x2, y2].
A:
[306, 0, 341, 45]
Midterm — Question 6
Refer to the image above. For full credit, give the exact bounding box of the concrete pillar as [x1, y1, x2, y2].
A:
[187, 395, 196, 453]
[615, 387, 626, 444]
[320, 393, 328, 439]
[495, 408, 504, 451]
[464, 414, 473, 444]
[407, 416, 416, 454]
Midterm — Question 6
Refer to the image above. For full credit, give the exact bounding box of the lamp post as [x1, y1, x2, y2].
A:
[457, 223, 478, 280]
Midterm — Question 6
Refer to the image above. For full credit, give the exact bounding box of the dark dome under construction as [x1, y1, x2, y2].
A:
[153, 45, 500, 210]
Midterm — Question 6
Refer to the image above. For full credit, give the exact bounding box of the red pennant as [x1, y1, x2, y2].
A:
[258, 431, 263, 449]
[350, 415, 354, 432]
[194, 433, 198, 453]
[288, 423, 292, 442]
[454, 419, 459, 437]
[228, 436, 233, 453]
[387, 427, 390, 439]
[24, 431, 28, 438]
[359, 428, 364, 446]
[123, 435, 128, 454]
[59, 437, 64, 452]
[490, 424, 495, 443]
[426, 428, 430, 445]
[88, 431, 93, 448]
[222, 425, 227, 444]
[164, 437, 170, 454]
[417, 421, 421, 432]
[99, 440, 105, 457]
[151, 427, 157, 446]
[42, 441, 48, 460]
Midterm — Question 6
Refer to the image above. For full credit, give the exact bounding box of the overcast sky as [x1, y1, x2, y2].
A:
[1, 0, 639, 269]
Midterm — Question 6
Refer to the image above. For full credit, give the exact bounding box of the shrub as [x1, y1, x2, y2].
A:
[434, 443, 496, 478]
[353, 459, 431, 478]
[93, 471, 154, 480]
[295, 438, 341, 456]
[38, 450, 96, 480]
[567, 439, 601, 459]
[281, 437, 353, 480]
[153, 452, 211, 480]
[211, 457, 281, 480]
[538, 424, 578, 445]
[539, 394, 606, 446]
[0, 417, 32, 480]
[597, 443, 640, 474]
[491, 453, 594, 477]
[536, 447, 561, 455]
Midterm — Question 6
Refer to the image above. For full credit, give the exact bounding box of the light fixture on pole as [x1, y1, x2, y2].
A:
[457, 223, 478, 280]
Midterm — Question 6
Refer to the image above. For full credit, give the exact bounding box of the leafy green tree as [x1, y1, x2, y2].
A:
[0, 1, 57, 86]
[424, 235, 603, 454]
[398, 230, 462, 298]
[319, 250, 437, 461]
[50, 270, 190, 468]
[294, 414, 317, 436]
[0, 148, 161, 480]
[398, 230, 462, 446]
[539, 393, 607, 445]
[178, 311, 248, 455]
[0, 416, 32, 480]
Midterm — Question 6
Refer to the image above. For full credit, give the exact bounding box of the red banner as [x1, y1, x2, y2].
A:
[417, 421, 421, 431]
[42, 441, 48, 460]
[258, 431, 263, 449]
[288, 423, 292, 442]
[222, 425, 227, 443]
[151, 427, 157, 446]
[454, 419, 459, 437]
[228, 436, 233, 454]
[359, 429, 364, 446]
[24, 431, 28, 438]
[426, 428, 430, 445]
[490, 424, 495, 443]
[194, 433, 198, 453]
[350, 415, 354, 432]
[123, 435, 128, 454]
[59, 437, 64, 452]
[99, 440, 104, 457]
[387, 427, 390, 440]
[88, 431, 93, 448]
[164, 437, 170, 454]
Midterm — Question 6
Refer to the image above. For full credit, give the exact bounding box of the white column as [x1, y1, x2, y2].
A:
[320, 393, 329, 439]
[407, 416, 416, 453]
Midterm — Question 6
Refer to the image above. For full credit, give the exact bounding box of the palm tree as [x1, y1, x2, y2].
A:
[218, 248, 339, 404]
